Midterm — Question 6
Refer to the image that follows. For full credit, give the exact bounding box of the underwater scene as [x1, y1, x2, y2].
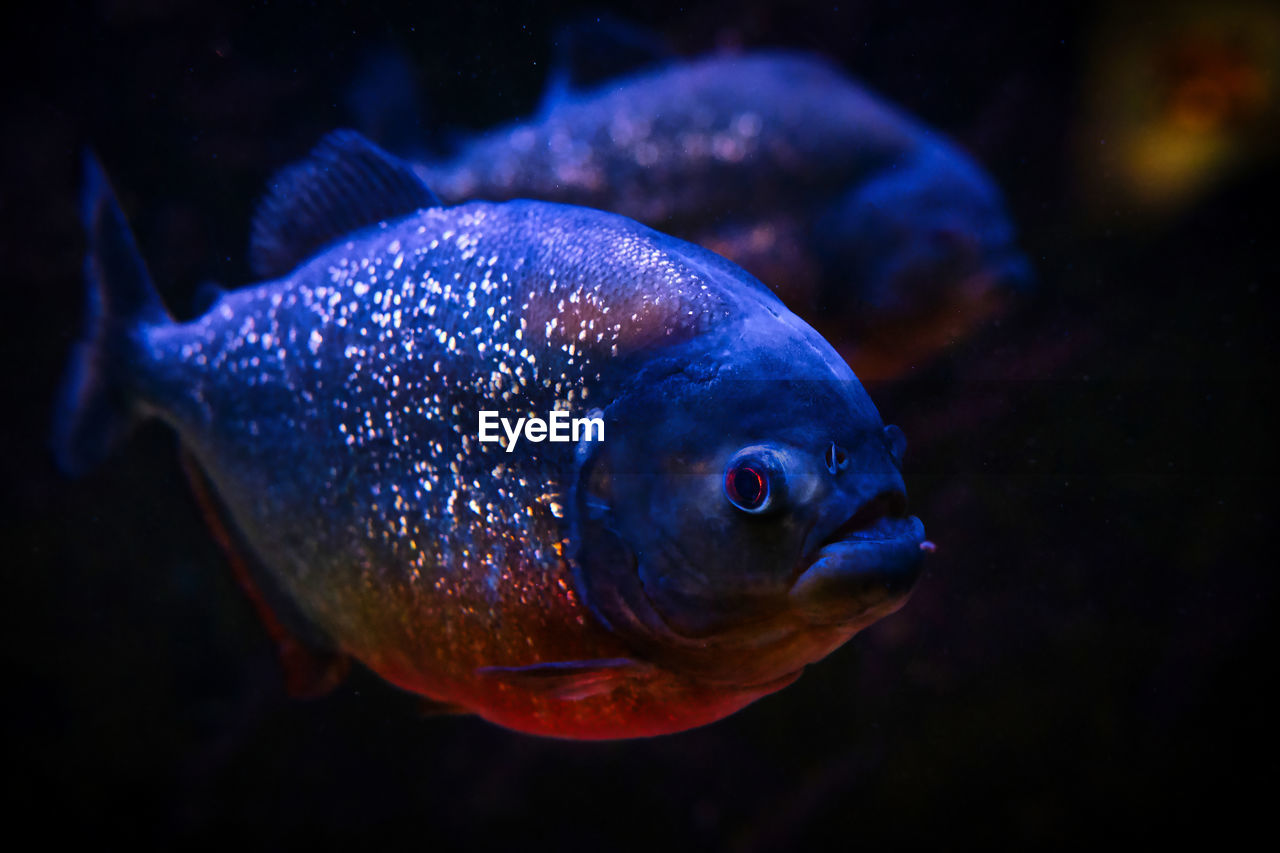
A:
[3, 0, 1276, 845]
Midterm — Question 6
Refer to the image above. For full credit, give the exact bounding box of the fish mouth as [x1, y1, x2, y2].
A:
[789, 492, 927, 627]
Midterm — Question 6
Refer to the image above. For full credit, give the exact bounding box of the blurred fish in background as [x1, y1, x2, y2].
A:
[1076, 0, 1280, 222]
[382, 20, 1032, 381]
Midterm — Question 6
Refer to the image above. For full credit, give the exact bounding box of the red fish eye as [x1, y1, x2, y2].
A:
[725, 463, 769, 511]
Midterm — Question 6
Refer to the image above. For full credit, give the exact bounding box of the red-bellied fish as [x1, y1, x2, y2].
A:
[57, 131, 929, 739]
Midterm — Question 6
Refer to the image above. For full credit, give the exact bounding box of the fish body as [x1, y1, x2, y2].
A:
[60, 133, 927, 739]
[416, 51, 1031, 377]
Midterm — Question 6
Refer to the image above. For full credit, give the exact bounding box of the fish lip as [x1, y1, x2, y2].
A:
[814, 491, 910, 549]
[789, 494, 926, 627]
[800, 514, 926, 574]
[807, 515, 925, 561]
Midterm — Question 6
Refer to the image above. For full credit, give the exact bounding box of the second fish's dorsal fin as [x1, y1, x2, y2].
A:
[539, 15, 671, 114]
[249, 129, 441, 279]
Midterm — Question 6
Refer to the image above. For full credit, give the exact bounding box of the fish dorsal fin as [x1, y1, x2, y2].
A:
[343, 45, 430, 160]
[190, 280, 228, 316]
[249, 129, 441, 278]
[540, 15, 671, 114]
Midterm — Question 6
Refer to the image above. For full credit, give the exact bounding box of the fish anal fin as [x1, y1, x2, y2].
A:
[180, 452, 348, 699]
[417, 697, 472, 717]
[276, 635, 350, 700]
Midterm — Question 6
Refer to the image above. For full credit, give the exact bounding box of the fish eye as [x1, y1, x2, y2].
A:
[726, 464, 768, 511]
[723, 447, 785, 514]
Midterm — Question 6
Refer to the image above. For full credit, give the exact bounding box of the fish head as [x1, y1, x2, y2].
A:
[570, 306, 927, 687]
[817, 148, 1032, 326]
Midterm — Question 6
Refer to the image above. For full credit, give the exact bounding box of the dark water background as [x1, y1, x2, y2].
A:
[3, 0, 1275, 845]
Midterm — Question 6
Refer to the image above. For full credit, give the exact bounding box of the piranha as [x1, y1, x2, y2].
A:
[57, 131, 929, 739]
[413, 49, 1032, 379]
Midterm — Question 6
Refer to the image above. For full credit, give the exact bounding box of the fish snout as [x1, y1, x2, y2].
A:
[992, 251, 1035, 294]
[789, 493, 927, 627]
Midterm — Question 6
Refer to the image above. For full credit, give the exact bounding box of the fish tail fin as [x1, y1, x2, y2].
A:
[54, 150, 172, 475]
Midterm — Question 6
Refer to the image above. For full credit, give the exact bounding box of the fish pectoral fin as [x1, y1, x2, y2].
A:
[181, 451, 349, 700]
[475, 658, 654, 701]
[248, 129, 442, 279]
